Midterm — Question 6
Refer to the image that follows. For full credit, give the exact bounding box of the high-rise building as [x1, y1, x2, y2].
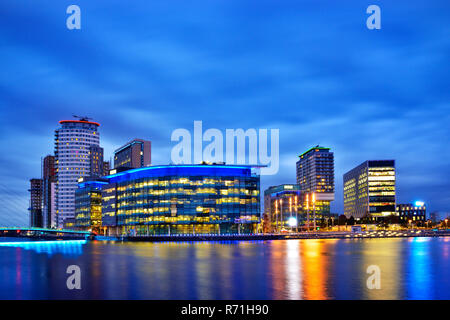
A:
[42, 155, 56, 228]
[114, 139, 151, 169]
[296, 146, 335, 216]
[89, 145, 104, 177]
[263, 184, 301, 232]
[28, 178, 43, 227]
[55, 118, 101, 228]
[343, 160, 396, 221]
[103, 161, 110, 176]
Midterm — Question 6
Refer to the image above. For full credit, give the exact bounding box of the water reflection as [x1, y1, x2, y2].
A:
[360, 239, 402, 299]
[0, 240, 86, 256]
[407, 237, 431, 299]
[0, 238, 448, 299]
[285, 240, 302, 299]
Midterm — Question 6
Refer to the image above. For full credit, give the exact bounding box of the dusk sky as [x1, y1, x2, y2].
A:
[0, 1, 449, 226]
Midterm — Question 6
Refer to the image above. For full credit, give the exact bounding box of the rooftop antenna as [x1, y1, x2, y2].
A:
[72, 114, 93, 122]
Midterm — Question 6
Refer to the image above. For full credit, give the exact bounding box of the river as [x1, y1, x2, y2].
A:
[0, 237, 448, 299]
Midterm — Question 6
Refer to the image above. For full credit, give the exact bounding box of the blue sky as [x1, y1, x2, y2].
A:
[0, 1, 449, 226]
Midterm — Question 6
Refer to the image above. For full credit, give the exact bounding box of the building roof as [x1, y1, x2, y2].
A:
[114, 138, 149, 154]
[299, 145, 330, 158]
[105, 164, 258, 183]
[59, 120, 100, 127]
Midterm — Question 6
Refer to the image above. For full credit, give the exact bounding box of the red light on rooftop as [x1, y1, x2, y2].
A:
[59, 120, 100, 126]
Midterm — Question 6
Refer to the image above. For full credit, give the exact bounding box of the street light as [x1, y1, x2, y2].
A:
[445, 219, 448, 229]
[312, 192, 316, 232]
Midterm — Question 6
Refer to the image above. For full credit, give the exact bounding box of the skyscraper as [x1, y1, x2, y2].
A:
[296, 146, 335, 217]
[55, 118, 101, 228]
[343, 160, 396, 221]
[42, 155, 56, 228]
[114, 139, 151, 169]
[29, 178, 43, 227]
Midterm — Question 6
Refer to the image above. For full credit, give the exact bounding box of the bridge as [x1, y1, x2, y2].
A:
[0, 227, 91, 241]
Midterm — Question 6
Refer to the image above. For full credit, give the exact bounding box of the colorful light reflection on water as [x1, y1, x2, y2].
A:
[0, 240, 86, 256]
[0, 238, 448, 299]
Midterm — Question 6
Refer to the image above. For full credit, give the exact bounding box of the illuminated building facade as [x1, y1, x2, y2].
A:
[344, 160, 396, 221]
[296, 146, 335, 218]
[75, 178, 107, 230]
[42, 155, 56, 228]
[103, 161, 110, 176]
[55, 118, 101, 228]
[264, 184, 301, 232]
[89, 145, 105, 177]
[397, 202, 426, 225]
[105, 164, 260, 235]
[29, 178, 43, 227]
[114, 139, 151, 169]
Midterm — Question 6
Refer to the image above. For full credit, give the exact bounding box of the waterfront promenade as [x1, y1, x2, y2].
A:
[98, 229, 450, 242]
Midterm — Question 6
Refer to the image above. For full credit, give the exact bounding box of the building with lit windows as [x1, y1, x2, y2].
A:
[75, 164, 261, 235]
[114, 139, 151, 169]
[29, 178, 43, 227]
[89, 145, 105, 177]
[343, 160, 396, 221]
[397, 202, 426, 225]
[103, 161, 111, 176]
[75, 178, 108, 230]
[42, 155, 56, 228]
[296, 146, 335, 218]
[263, 184, 301, 232]
[55, 118, 102, 228]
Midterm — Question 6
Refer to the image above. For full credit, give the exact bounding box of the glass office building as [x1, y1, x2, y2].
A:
[76, 164, 261, 235]
[344, 160, 396, 221]
[75, 179, 107, 230]
[263, 184, 302, 232]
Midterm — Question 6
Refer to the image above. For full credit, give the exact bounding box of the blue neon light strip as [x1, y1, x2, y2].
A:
[0, 227, 90, 235]
[105, 165, 254, 183]
[0, 240, 87, 246]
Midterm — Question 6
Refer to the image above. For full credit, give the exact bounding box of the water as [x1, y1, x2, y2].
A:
[0, 237, 449, 299]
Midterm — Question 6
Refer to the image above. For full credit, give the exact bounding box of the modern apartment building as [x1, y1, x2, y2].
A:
[343, 160, 396, 221]
[89, 145, 105, 177]
[114, 139, 151, 169]
[29, 178, 43, 227]
[54, 118, 102, 228]
[296, 146, 335, 216]
[42, 155, 56, 228]
[103, 161, 110, 176]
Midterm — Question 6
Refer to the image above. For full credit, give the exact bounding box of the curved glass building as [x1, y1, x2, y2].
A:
[82, 164, 261, 235]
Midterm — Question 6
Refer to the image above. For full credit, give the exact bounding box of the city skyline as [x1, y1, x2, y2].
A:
[1, 1, 449, 226]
